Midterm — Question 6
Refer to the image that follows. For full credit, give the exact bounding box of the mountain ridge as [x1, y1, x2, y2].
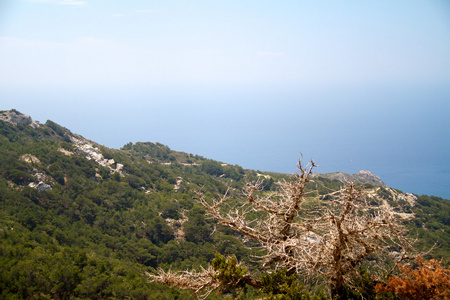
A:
[1, 109, 388, 189]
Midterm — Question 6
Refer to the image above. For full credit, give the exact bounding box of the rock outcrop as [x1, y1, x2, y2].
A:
[313, 170, 386, 187]
[70, 136, 123, 174]
[20, 154, 41, 165]
[0, 109, 41, 128]
[174, 177, 183, 191]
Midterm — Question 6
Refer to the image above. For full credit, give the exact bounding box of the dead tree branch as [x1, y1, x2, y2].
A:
[150, 159, 417, 299]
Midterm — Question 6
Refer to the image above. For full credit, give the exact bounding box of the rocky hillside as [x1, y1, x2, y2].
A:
[0, 109, 392, 192]
[0, 109, 448, 299]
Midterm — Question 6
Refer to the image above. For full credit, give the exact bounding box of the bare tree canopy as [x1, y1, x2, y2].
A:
[150, 160, 418, 299]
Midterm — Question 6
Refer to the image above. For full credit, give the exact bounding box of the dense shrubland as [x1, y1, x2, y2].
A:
[0, 112, 449, 299]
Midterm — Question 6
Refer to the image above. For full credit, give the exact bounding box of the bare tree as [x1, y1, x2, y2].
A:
[150, 160, 416, 299]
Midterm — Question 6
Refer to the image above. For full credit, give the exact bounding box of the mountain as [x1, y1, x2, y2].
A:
[0, 109, 449, 299]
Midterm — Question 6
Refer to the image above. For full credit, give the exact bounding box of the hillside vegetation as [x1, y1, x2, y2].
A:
[0, 110, 448, 299]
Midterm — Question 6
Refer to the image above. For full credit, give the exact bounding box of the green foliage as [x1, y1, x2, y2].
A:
[212, 253, 249, 292]
[408, 195, 450, 260]
[201, 160, 224, 176]
[223, 164, 245, 181]
[45, 120, 70, 139]
[0, 114, 266, 298]
[307, 177, 342, 196]
[260, 269, 326, 300]
[0, 113, 449, 299]
[184, 206, 213, 244]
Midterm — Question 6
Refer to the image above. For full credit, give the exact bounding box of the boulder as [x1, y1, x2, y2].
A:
[28, 182, 52, 191]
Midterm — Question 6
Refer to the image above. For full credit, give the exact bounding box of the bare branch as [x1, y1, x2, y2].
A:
[147, 266, 220, 300]
[151, 159, 418, 299]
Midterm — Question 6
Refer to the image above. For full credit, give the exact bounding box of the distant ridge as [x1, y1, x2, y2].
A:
[0, 109, 387, 188]
[312, 170, 386, 187]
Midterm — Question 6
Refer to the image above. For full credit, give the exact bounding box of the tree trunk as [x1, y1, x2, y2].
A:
[331, 274, 345, 300]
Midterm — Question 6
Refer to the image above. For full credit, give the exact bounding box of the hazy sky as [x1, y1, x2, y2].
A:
[1, 0, 449, 197]
[1, 0, 449, 89]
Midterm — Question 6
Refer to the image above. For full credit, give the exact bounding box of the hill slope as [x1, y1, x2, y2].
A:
[0, 109, 448, 299]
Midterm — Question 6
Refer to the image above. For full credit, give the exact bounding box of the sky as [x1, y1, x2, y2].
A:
[0, 0, 449, 198]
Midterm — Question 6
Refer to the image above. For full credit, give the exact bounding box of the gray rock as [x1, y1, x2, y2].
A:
[0, 109, 41, 128]
[28, 182, 52, 191]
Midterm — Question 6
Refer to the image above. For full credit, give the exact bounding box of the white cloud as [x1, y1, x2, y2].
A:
[257, 51, 285, 57]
